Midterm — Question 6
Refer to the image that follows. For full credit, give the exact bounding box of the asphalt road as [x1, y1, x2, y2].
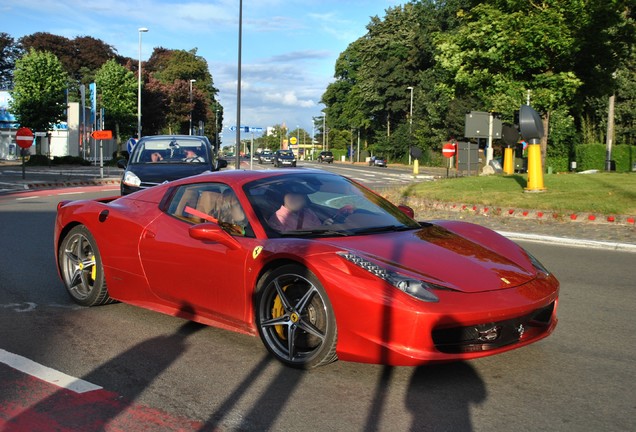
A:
[0, 187, 634, 431]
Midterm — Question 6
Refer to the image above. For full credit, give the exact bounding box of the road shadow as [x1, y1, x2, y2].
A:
[5, 305, 203, 430]
[198, 357, 306, 431]
[405, 362, 486, 432]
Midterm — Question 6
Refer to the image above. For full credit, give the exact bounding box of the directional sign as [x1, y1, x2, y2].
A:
[15, 127, 34, 149]
[126, 137, 137, 153]
[442, 142, 456, 158]
[229, 126, 236, 132]
[91, 130, 113, 140]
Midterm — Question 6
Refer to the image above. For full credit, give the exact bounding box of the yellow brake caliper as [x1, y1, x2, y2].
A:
[271, 284, 291, 340]
[90, 255, 97, 281]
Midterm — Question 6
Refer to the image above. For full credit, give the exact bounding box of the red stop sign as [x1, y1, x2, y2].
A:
[15, 127, 34, 149]
[442, 142, 456, 158]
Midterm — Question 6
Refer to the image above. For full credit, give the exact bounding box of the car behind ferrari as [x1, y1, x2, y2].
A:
[55, 169, 558, 368]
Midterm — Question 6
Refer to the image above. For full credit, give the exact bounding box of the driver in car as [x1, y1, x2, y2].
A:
[183, 149, 204, 162]
[268, 185, 322, 231]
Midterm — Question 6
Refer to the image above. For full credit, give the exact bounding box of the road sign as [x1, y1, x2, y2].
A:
[91, 130, 113, 140]
[229, 126, 236, 132]
[290, 137, 298, 145]
[442, 143, 456, 158]
[126, 137, 137, 153]
[15, 127, 34, 149]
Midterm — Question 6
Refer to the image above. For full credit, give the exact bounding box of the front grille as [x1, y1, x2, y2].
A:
[432, 302, 555, 354]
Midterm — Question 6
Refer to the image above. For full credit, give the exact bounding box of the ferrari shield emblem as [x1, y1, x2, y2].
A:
[252, 246, 263, 259]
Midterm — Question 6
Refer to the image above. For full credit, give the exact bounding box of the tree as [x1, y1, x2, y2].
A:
[0, 33, 21, 89]
[94, 59, 137, 152]
[9, 49, 68, 154]
[144, 47, 221, 138]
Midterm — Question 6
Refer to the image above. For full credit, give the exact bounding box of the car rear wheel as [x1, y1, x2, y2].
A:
[59, 225, 113, 306]
[256, 264, 337, 369]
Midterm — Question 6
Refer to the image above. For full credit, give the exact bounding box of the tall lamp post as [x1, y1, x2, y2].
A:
[189, 79, 196, 135]
[235, 0, 243, 170]
[137, 27, 148, 140]
[407, 86, 414, 165]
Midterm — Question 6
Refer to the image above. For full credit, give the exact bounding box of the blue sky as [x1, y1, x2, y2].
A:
[2, 0, 403, 143]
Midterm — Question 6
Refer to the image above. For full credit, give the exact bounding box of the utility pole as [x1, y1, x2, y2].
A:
[605, 93, 615, 171]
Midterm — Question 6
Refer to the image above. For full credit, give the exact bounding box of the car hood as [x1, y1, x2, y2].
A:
[127, 163, 212, 184]
[321, 222, 537, 293]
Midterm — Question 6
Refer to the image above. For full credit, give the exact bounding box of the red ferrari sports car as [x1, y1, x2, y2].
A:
[55, 169, 558, 368]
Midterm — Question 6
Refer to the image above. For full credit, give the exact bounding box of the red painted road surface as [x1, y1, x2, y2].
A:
[0, 363, 207, 431]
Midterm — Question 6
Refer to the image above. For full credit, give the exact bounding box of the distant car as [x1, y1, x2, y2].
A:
[54, 169, 559, 369]
[117, 135, 227, 195]
[369, 155, 387, 167]
[274, 149, 297, 167]
[258, 150, 274, 164]
[318, 151, 334, 164]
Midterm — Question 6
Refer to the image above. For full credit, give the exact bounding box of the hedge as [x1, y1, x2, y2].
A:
[576, 144, 635, 172]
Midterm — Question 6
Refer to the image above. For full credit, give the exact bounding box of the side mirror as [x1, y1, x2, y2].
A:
[398, 205, 415, 219]
[215, 158, 228, 170]
[117, 159, 128, 169]
[189, 223, 240, 250]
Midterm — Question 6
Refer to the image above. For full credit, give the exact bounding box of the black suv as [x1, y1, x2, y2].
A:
[117, 135, 226, 195]
[274, 149, 297, 167]
[318, 151, 334, 163]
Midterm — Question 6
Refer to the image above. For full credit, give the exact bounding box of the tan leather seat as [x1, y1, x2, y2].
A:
[196, 191, 222, 219]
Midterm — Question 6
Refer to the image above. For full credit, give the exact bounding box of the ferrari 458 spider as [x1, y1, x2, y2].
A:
[54, 169, 558, 368]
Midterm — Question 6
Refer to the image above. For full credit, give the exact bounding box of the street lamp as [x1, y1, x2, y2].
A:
[407, 86, 413, 165]
[189, 79, 196, 135]
[235, 0, 243, 170]
[137, 27, 148, 140]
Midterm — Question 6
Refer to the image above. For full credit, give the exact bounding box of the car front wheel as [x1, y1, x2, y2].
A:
[256, 264, 337, 369]
[58, 225, 113, 306]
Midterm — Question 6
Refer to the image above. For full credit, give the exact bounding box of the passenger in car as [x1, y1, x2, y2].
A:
[218, 189, 251, 236]
[268, 186, 322, 231]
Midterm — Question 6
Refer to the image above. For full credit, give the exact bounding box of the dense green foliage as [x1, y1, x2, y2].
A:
[94, 60, 137, 151]
[143, 48, 221, 139]
[322, 0, 635, 166]
[576, 144, 634, 172]
[9, 49, 68, 153]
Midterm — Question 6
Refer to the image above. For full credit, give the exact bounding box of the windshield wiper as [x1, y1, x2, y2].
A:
[351, 225, 415, 235]
[279, 229, 351, 237]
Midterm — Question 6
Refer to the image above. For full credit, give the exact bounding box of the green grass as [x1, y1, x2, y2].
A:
[402, 173, 636, 215]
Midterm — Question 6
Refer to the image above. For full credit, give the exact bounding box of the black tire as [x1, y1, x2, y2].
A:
[58, 225, 113, 306]
[256, 264, 337, 369]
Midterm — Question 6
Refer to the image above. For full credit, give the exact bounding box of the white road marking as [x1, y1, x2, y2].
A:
[58, 191, 84, 196]
[15, 196, 40, 201]
[0, 348, 102, 393]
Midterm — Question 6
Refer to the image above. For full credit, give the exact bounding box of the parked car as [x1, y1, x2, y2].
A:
[55, 169, 559, 369]
[369, 155, 387, 167]
[274, 149, 297, 167]
[258, 150, 274, 164]
[117, 135, 226, 195]
[318, 151, 334, 164]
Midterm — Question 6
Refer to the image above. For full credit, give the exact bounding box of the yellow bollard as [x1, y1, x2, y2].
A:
[413, 159, 419, 176]
[503, 147, 514, 175]
[525, 143, 546, 192]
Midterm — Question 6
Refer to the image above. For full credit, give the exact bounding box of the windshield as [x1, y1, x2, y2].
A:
[130, 138, 209, 164]
[278, 151, 294, 157]
[244, 173, 419, 238]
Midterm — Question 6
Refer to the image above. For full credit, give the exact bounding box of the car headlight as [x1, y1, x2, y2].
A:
[122, 171, 141, 187]
[338, 252, 439, 302]
[524, 249, 551, 276]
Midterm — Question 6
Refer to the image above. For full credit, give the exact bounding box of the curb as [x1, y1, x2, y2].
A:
[497, 231, 636, 253]
[426, 200, 635, 227]
[23, 179, 121, 190]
